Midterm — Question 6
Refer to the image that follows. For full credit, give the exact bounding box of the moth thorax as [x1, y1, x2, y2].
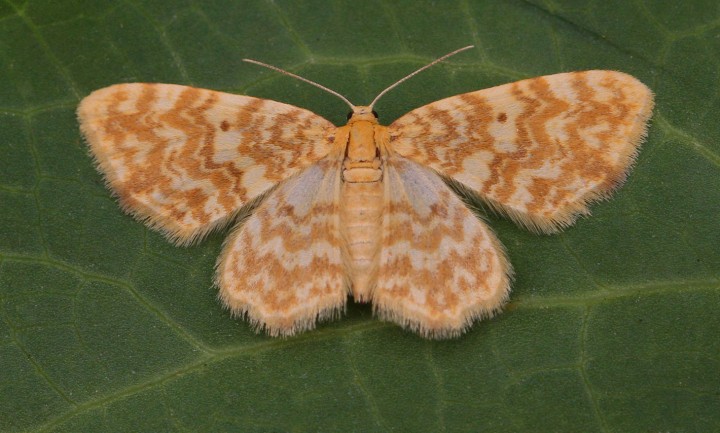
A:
[343, 121, 382, 183]
[348, 121, 377, 160]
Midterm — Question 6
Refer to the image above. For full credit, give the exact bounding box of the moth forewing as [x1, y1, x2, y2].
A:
[77, 83, 335, 245]
[388, 70, 654, 234]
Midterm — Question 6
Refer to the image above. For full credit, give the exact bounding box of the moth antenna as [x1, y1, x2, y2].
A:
[368, 45, 475, 110]
[243, 59, 356, 110]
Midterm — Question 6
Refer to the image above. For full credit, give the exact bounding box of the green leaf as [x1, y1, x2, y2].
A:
[1, 0, 719, 432]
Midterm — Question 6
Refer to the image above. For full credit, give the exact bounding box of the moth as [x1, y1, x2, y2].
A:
[77, 46, 654, 338]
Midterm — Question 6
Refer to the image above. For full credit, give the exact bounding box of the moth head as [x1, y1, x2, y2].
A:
[347, 106, 379, 124]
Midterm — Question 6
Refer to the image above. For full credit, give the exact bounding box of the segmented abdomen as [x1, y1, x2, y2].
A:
[340, 179, 383, 301]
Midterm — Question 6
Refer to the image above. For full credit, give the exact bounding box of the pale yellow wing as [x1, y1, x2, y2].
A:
[216, 157, 346, 336]
[374, 155, 511, 339]
[78, 83, 335, 244]
[388, 70, 654, 233]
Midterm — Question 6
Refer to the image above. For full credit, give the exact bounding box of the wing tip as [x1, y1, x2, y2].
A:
[80, 135, 239, 247]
